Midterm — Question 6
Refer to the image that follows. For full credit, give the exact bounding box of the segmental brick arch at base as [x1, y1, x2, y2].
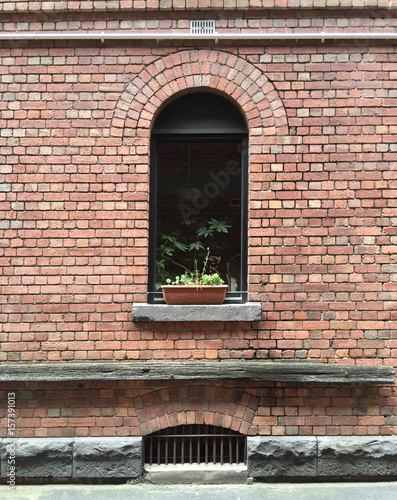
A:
[133, 385, 260, 435]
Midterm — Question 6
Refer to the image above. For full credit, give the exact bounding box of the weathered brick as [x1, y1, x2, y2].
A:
[0, 3, 396, 441]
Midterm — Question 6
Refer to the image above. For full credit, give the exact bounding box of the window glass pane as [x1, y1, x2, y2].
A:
[155, 140, 242, 292]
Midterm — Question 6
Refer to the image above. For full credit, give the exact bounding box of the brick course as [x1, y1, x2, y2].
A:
[0, 1, 395, 13]
[1, 381, 394, 437]
[0, 2, 397, 439]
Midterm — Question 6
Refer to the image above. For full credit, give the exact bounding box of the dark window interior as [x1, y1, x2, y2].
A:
[156, 139, 242, 287]
[148, 93, 248, 303]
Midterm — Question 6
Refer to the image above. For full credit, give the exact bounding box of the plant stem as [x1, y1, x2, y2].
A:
[202, 248, 210, 275]
[163, 256, 192, 274]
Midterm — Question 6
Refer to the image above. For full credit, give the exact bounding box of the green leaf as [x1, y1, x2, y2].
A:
[156, 261, 165, 271]
[197, 226, 214, 238]
[188, 241, 204, 251]
[174, 241, 188, 252]
[161, 245, 174, 256]
[209, 218, 231, 233]
[161, 234, 177, 242]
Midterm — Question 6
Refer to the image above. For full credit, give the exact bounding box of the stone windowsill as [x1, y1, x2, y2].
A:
[131, 302, 262, 322]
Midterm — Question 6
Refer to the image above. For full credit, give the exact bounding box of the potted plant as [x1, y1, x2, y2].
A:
[156, 219, 230, 305]
[161, 248, 228, 305]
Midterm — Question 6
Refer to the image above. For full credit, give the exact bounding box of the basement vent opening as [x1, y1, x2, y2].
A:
[144, 424, 247, 466]
[190, 20, 217, 35]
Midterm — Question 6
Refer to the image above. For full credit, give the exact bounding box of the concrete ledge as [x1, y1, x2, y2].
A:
[247, 436, 397, 480]
[0, 437, 142, 480]
[145, 464, 247, 484]
[0, 361, 393, 383]
[131, 302, 262, 322]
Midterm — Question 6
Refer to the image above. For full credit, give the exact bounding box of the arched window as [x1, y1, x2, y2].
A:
[148, 92, 248, 304]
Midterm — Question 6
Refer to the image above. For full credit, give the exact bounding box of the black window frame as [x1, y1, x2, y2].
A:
[148, 132, 249, 304]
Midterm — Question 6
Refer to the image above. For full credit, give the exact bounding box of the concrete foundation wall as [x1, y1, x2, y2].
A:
[247, 436, 397, 480]
[0, 437, 142, 480]
[1, 436, 397, 482]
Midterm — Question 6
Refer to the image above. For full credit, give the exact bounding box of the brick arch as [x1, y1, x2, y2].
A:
[110, 49, 288, 139]
[133, 385, 260, 436]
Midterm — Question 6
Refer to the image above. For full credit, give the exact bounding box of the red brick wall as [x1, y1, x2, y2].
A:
[1, 44, 396, 365]
[1, 4, 397, 437]
[0, 381, 393, 437]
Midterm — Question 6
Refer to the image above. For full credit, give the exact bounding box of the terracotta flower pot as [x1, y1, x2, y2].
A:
[161, 285, 228, 305]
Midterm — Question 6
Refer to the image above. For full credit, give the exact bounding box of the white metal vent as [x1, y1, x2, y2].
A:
[190, 20, 216, 35]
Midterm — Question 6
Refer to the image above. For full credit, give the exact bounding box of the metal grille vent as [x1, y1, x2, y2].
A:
[144, 424, 247, 465]
[190, 20, 216, 35]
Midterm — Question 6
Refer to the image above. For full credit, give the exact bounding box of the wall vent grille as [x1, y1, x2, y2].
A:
[190, 20, 217, 35]
[144, 424, 247, 465]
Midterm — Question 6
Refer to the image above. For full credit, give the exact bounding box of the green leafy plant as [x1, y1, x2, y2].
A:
[165, 248, 225, 286]
[156, 218, 231, 289]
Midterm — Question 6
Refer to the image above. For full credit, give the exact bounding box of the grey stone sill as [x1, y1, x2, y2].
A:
[132, 302, 262, 322]
[0, 361, 394, 384]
